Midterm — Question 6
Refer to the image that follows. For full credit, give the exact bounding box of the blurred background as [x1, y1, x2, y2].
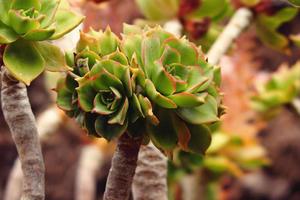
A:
[1, 0, 300, 200]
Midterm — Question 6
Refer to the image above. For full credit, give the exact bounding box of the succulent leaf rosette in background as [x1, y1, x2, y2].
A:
[251, 62, 300, 114]
[0, 0, 84, 85]
[57, 24, 224, 155]
[136, 0, 300, 52]
[135, 0, 231, 52]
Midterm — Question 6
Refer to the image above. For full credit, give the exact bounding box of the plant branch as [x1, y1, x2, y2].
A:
[103, 133, 142, 200]
[132, 143, 168, 200]
[207, 8, 253, 65]
[75, 144, 104, 200]
[1, 67, 45, 200]
[3, 106, 63, 200]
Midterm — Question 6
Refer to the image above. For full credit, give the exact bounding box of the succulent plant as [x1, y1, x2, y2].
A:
[57, 27, 158, 140]
[255, 6, 298, 52]
[0, 0, 84, 84]
[251, 62, 300, 113]
[56, 25, 224, 155]
[135, 0, 231, 52]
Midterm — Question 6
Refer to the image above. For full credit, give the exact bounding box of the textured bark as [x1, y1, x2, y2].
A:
[75, 144, 103, 200]
[103, 133, 142, 200]
[3, 106, 62, 200]
[1, 67, 45, 200]
[207, 8, 253, 65]
[132, 143, 168, 200]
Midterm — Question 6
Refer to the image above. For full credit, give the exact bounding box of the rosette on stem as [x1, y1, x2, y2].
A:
[57, 27, 158, 140]
[0, 0, 84, 84]
[121, 24, 224, 154]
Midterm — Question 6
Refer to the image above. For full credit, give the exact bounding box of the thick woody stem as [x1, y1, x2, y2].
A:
[132, 143, 168, 200]
[103, 133, 142, 200]
[4, 106, 63, 200]
[1, 67, 45, 200]
[207, 8, 253, 65]
[75, 144, 104, 200]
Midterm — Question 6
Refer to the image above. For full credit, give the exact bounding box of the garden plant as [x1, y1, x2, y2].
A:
[56, 24, 223, 199]
[1, 0, 300, 200]
[0, 0, 83, 199]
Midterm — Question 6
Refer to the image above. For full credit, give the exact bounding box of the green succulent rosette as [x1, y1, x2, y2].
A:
[56, 27, 158, 140]
[0, 0, 84, 84]
[57, 25, 224, 155]
[121, 25, 224, 154]
[251, 62, 300, 114]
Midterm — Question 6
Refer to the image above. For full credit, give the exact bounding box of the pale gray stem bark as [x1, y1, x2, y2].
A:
[103, 133, 142, 200]
[75, 144, 104, 200]
[207, 8, 253, 65]
[132, 143, 168, 200]
[181, 170, 205, 200]
[1, 67, 45, 200]
[4, 106, 62, 200]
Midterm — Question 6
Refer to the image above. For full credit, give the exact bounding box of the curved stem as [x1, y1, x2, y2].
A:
[207, 8, 253, 65]
[1, 67, 45, 200]
[4, 106, 63, 200]
[132, 143, 168, 200]
[103, 133, 142, 200]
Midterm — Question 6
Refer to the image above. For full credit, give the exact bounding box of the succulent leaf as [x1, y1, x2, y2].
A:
[0, 21, 18, 43]
[49, 9, 84, 39]
[95, 116, 128, 140]
[177, 95, 220, 124]
[39, 0, 60, 27]
[3, 39, 45, 85]
[0, 0, 82, 84]
[147, 109, 179, 151]
[34, 41, 70, 71]
[187, 124, 212, 154]
[56, 77, 74, 111]
[23, 25, 56, 41]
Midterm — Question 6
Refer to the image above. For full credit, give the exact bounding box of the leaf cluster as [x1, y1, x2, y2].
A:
[0, 0, 84, 85]
[56, 25, 224, 155]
